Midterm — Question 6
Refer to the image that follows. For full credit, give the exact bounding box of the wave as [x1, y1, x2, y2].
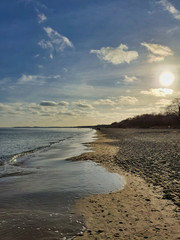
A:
[0, 129, 95, 179]
[0, 138, 67, 178]
[9, 138, 67, 165]
[6, 130, 93, 166]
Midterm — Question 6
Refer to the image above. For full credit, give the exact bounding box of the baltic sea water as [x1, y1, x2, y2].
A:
[0, 128, 124, 240]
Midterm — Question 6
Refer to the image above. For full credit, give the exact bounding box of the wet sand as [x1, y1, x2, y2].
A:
[73, 128, 180, 240]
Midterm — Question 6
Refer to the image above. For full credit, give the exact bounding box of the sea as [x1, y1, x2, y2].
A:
[0, 127, 124, 240]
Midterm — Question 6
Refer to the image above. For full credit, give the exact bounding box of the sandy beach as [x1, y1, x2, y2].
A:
[72, 128, 180, 240]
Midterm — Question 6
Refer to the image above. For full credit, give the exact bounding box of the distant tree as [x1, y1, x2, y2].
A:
[165, 98, 180, 119]
[108, 98, 180, 129]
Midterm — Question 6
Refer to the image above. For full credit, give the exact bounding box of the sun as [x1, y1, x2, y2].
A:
[160, 72, 174, 87]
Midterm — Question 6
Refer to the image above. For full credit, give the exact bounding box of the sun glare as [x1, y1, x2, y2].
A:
[160, 72, 174, 87]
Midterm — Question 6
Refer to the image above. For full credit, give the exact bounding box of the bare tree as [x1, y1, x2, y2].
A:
[165, 98, 180, 118]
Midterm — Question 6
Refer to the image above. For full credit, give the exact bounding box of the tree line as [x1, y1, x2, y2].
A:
[109, 98, 180, 128]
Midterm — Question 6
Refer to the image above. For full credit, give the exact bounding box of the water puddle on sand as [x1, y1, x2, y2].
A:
[0, 135, 125, 240]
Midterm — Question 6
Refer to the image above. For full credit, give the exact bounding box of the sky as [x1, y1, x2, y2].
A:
[0, 0, 180, 127]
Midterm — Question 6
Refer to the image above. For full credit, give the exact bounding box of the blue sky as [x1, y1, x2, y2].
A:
[0, 0, 180, 126]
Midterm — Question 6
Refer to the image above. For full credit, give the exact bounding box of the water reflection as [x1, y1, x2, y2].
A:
[0, 131, 124, 240]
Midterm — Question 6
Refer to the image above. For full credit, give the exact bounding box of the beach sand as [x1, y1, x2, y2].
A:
[72, 128, 180, 240]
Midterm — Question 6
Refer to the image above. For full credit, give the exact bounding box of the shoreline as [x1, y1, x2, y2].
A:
[0, 128, 101, 240]
[71, 129, 180, 240]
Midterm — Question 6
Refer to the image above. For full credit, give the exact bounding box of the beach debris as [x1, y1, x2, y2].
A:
[77, 231, 83, 236]
[82, 226, 86, 231]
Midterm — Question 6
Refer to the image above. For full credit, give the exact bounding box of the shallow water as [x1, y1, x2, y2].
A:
[0, 128, 90, 165]
[0, 128, 125, 240]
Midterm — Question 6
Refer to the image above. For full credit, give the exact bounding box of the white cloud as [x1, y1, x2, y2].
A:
[40, 101, 58, 107]
[159, 0, 180, 20]
[94, 99, 115, 106]
[141, 42, 173, 62]
[38, 39, 53, 50]
[18, 74, 61, 84]
[49, 53, 53, 59]
[94, 96, 138, 106]
[73, 109, 89, 116]
[0, 103, 11, 112]
[38, 27, 73, 58]
[147, 54, 165, 63]
[90, 44, 138, 65]
[124, 75, 138, 83]
[28, 103, 42, 111]
[141, 88, 173, 97]
[156, 99, 172, 105]
[18, 74, 45, 85]
[58, 101, 69, 106]
[73, 102, 94, 109]
[116, 96, 138, 105]
[52, 75, 61, 79]
[125, 106, 159, 115]
[141, 42, 173, 56]
[44, 27, 73, 50]
[0, 103, 27, 116]
[45, 27, 72, 45]
[37, 13, 47, 23]
[58, 111, 74, 116]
